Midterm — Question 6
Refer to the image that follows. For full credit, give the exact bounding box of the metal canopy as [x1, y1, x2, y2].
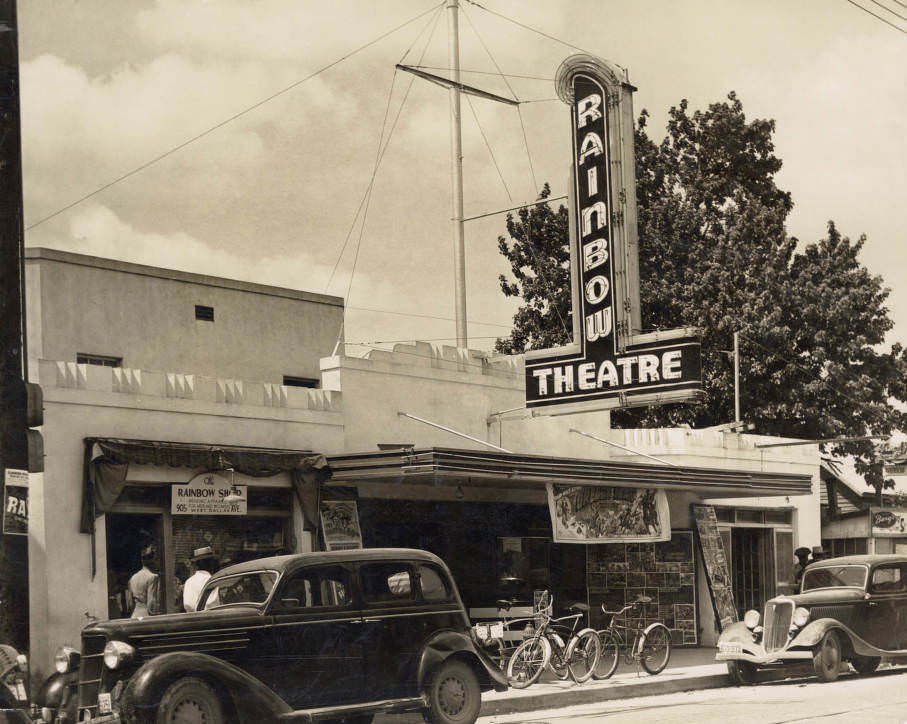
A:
[327, 447, 812, 498]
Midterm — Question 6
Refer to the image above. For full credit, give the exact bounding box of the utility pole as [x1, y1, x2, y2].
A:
[0, 0, 30, 653]
[734, 331, 740, 423]
[446, 0, 467, 348]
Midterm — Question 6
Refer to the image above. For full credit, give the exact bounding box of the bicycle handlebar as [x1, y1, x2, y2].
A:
[601, 596, 651, 616]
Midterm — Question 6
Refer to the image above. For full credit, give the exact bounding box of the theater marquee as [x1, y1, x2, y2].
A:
[525, 55, 701, 414]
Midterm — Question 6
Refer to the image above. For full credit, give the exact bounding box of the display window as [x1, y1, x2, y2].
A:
[105, 485, 293, 618]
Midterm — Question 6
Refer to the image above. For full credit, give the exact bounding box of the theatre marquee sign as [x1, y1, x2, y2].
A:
[525, 55, 701, 414]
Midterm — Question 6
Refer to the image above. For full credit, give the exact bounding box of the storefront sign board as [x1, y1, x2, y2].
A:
[3, 468, 28, 536]
[321, 500, 363, 551]
[171, 471, 247, 515]
[547, 483, 670, 543]
[871, 508, 907, 536]
[692, 504, 737, 631]
[525, 55, 701, 414]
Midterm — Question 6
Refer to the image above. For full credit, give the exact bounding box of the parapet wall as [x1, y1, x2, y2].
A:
[42, 359, 342, 413]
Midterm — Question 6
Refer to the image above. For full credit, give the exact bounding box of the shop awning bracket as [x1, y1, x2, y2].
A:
[569, 428, 677, 466]
[398, 411, 513, 453]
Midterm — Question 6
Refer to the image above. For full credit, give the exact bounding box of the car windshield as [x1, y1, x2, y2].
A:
[198, 571, 278, 609]
[801, 564, 867, 591]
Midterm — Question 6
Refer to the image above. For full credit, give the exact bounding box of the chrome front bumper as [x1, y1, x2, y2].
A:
[716, 639, 813, 665]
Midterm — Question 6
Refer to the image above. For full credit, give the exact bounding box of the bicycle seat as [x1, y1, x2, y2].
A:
[495, 599, 512, 611]
[569, 602, 589, 612]
[633, 596, 653, 604]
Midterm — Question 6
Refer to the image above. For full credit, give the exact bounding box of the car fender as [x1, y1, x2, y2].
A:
[416, 630, 508, 693]
[120, 651, 292, 724]
[791, 619, 894, 657]
[717, 621, 755, 646]
[789, 618, 849, 649]
[33, 670, 78, 712]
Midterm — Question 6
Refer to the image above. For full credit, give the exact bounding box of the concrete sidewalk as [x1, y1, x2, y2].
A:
[480, 647, 728, 717]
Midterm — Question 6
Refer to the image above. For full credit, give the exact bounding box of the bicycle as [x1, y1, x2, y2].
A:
[506, 591, 601, 688]
[472, 598, 535, 671]
[592, 595, 672, 679]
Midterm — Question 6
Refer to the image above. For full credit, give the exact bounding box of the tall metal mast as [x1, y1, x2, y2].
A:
[446, 0, 467, 348]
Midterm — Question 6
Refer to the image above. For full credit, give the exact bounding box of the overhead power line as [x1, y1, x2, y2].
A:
[463, 0, 593, 55]
[25, 1, 447, 232]
[843, 0, 907, 34]
[865, 0, 907, 23]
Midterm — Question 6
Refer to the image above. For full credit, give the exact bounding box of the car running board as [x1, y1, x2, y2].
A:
[279, 696, 427, 722]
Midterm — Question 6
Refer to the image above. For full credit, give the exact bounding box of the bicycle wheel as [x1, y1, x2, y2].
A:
[566, 630, 601, 683]
[639, 624, 672, 675]
[506, 636, 551, 689]
[546, 632, 570, 680]
[592, 631, 619, 680]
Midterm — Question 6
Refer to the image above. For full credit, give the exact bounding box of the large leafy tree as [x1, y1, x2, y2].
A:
[496, 92, 907, 492]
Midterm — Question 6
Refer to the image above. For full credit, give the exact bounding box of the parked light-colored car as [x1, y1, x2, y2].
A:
[717, 554, 907, 684]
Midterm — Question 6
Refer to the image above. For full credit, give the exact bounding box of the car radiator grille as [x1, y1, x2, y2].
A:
[78, 634, 107, 717]
[763, 600, 794, 653]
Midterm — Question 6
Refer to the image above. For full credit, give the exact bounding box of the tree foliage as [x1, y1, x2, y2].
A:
[495, 92, 907, 491]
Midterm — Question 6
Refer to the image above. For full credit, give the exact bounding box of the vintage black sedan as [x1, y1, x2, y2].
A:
[38, 548, 507, 724]
[717, 554, 907, 684]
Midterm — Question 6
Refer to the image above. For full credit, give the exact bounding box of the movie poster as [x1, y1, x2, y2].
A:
[546, 484, 670, 543]
[320, 500, 363, 551]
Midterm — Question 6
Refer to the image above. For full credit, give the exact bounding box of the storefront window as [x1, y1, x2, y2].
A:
[497, 537, 549, 602]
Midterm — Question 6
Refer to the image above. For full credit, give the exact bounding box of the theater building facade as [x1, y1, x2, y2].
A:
[23, 248, 819, 679]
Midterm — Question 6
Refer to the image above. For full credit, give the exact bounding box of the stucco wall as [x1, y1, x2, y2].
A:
[25, 248, 343, 384]
[28, 359, 344, 679]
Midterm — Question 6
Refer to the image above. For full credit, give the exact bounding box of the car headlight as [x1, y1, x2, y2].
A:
[792, 607, 810, 628]
[15, 653, 27, 671]
[54, 646, 80, 674]
[743, 609, 761, 629]
[102, 641, 135, 670]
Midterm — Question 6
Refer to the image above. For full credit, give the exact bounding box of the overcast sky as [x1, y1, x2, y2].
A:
[18, 0, 907, 357]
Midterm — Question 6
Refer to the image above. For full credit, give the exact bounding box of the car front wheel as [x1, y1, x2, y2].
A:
[426, 660, 481, 724]
[156, 677, 224, 724]
[812, 631, 842, 682]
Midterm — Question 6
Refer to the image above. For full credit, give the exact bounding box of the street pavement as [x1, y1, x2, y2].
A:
[372, 649, 907, 724]
[476, 667, 907, 723]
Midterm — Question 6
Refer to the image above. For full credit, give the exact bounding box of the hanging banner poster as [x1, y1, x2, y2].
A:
[547, 484, 670, 543]
[692, 504, 737, 631]
[3, 468, 29, 536]
[171, 471, 247, 515]
[320, 500, 363, 551]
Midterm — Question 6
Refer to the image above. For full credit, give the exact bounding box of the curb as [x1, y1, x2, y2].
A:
[479, 673, 730, 717]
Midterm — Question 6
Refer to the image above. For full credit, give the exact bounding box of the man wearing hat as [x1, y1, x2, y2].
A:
[792, 546, 811, 587]
[183, 546, 219, 612]
[809, 545, 828, 565]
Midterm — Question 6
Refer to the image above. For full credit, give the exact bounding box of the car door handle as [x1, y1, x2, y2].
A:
[363, 618, 382, 623]
[868, 602, 878, 607]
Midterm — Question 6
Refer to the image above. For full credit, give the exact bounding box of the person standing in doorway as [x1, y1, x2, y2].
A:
[792, 547, 811, 587]
[129, 544, 161, 618]
[183, 546, 219, 612]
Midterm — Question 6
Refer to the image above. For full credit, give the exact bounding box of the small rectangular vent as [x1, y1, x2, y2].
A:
[283, 376, 319, 388]
[195, 305, 214, 321]
[76, 354, 121, 368]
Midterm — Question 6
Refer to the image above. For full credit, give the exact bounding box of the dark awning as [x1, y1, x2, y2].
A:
[327, 447, 812, 498]
[81, 438, 332, 576]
